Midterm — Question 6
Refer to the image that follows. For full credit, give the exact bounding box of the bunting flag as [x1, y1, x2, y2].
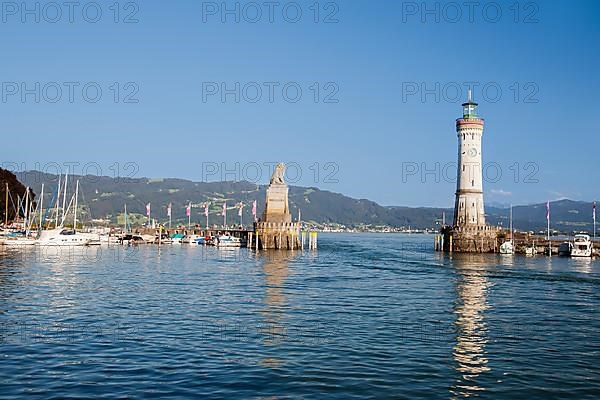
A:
[204, 202, 209, 217]
[146, 203, 151, 217]
[167, 203, 172, 217]
[186, 202, 191, 217]
[252, 200, 257, 219]
[238, 202, 243, 217]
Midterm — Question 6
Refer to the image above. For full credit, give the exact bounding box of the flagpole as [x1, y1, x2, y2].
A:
[593, 201, 596, 241]
[547, 208, 550, 241]
[188, 202, 191, 229]
[547, 201, 551, 256]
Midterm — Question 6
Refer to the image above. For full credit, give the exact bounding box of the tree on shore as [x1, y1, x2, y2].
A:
[1, 168, 35, 225]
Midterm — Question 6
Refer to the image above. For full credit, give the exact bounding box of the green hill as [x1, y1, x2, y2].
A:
[15, 171, 597, 233]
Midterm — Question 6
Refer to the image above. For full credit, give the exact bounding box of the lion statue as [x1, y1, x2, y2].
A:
[270, 163, 286, 185]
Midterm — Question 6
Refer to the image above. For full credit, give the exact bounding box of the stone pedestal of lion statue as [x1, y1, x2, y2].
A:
[253, 163, 301, 250]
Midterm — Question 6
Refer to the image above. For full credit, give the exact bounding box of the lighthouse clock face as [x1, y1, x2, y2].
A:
[468, 148, 478, 157]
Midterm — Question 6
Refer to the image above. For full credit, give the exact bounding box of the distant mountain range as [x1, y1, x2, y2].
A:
[15, 171, 597, 233]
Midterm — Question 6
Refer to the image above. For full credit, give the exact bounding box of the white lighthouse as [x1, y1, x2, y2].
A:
[453, 90, 486, 227]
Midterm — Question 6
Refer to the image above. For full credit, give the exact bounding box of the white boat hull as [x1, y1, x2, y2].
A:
[38, 228, 92, 246]
[571, 249, 592, 257]
[2, 238, 38, 246]
[214, 235, 242, 247]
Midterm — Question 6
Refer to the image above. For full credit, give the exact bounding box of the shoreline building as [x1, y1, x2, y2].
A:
[442, 91, 500, 253]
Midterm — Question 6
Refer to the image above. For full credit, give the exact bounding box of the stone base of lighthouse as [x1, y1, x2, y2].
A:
[441, 225, 501, 253]
[254, 221, 301, 250]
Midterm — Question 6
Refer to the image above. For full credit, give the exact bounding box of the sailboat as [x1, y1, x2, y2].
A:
[2, 186, 38, 246]
[117, 204, 144, 245]
[499, 205, 515, 255]
[39, 179, 97, 246]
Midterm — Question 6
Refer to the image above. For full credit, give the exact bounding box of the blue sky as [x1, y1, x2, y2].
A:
[1, 0, 599, 207]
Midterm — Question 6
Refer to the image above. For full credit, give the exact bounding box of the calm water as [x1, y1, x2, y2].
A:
[1, 233, 599, 399]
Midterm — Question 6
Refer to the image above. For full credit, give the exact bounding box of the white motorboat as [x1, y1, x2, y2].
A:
[38, 228, 92, 246]
[571, 234, 593, 257]
[525, 245, 536, 256]
[182, 234, 204, 244]
[214, 234, 242, 248]
[500, 205, 515, 255]
[499, 240, 514, 255]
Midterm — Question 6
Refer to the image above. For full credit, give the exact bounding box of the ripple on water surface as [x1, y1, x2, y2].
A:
[1, 233, 600, 399]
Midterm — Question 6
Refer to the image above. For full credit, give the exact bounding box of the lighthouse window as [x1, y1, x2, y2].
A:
[463, 165, 465, 172]
[472, 179, 474, 186]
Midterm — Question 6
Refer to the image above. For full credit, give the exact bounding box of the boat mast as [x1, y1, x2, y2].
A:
[124, 203, 128, 233]
[61, 172, 69, 227]
[73, 180, 79, 230]
[39, 183, 45, 231]
[55, 174, 61, 228]
[4, 182, 8, 226]
[24, 188, 30, 235]
[510, 204, 513, 240]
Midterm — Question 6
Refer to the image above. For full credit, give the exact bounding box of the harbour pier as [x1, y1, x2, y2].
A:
[109, 163, 316, 250]
[435, 230, 600, 257]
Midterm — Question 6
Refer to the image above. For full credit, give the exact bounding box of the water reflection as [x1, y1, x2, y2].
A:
[0, 248, 25, 343]
[449, 254, 493, 398]
[570, 256, 593, 274]
[258, 251, 293, 368]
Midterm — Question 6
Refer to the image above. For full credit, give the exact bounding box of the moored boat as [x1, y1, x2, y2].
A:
[171, 233, 185, 244]
[499, 205, 515, 255]
[525, 245, 536, 256]
[558, 242, 573, 257]
[499, 240, 514, 255]
[38, 228, 92, 246]
[214, 234, 242, 248]
[571, 234, 592, 257]
[182, 234, 204, 244]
